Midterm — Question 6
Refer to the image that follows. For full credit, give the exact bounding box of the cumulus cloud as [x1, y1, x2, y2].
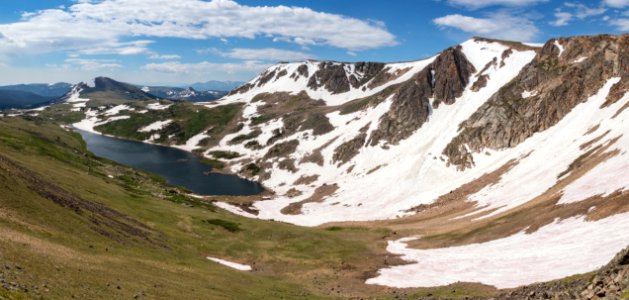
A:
[446, 0, 547, 9]
[202, 48, 314, 61]
[0, 0, 396, 57]
[433, 13, 539, 41]
[609, 18, 629, 30]
[603, 0, 629, 8]
[551, 3, 606, 26]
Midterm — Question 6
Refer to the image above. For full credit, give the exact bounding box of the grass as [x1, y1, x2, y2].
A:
[201, 157, 226, 170]
[204, 218, 242, 232]
[229, 130, 261, 144]
[243, 163, 261, 175]
[3, 117, 455, 299]
[93, 102, 243, 145]
[209, 150, 241, 159]
[251, 114, 276, 125]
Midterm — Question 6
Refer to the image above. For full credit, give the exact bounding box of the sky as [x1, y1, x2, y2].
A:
[0, 0, 627, 86]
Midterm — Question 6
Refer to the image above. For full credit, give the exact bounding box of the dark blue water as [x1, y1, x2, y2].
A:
[77, 130, 263, 196]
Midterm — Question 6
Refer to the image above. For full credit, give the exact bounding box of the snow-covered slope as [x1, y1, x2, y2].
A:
[200, 35, 629, 289]
[213, 38, 541, 225]
[221, 58, 435, 106]
[142, 86, 226, 102]
[63, 34, 629, 290]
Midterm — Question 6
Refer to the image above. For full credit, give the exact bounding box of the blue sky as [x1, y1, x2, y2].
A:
[0, 0, 627, 85]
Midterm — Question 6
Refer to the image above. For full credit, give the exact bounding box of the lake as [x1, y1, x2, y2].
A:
[77, 130, 264, 196]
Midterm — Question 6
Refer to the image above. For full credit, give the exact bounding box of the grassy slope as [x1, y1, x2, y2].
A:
[94, 102, 242, 145]
[0, 117, 441, 299]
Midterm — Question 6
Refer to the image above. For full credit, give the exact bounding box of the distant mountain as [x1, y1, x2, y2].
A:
[0, 82, 72, 98]
[189, 80, 244, 92]
[0, 82, 71, 110]
[65, 77, 158, 106]
[140, 86, 226, 102]
[0, 90, 55, 110]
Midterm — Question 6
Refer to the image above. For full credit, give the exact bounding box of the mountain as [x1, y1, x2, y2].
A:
[39, 34, 629, 292]
[140, 86, 226, 102]
[0, 82, 72, 98]
[0, 82, 72, 110]
[62, 76, 158, 107]
[2, 116, 626, 299]
[190, 80, 245, 92]
[0, 90, 55, 109]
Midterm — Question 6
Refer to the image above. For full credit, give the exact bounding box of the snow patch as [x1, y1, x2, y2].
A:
[138, 120, 173, 132]
[206, 257, 252, 271]
[146, 103, 172, 110]
[521, 90, 537, 98]
[554, 40, 565, 57]
[366, 212, 629, 289]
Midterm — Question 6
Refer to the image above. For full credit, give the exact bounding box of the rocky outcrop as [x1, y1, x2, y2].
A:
[290, 64, 309, 81]
[333, 133, 367, 166]
[307, 62, 386, 94]
[444, 34, 629, 170]
[369, 46, 475, 146]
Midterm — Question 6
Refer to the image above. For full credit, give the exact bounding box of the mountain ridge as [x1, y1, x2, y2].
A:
[28, 33, 629, 291]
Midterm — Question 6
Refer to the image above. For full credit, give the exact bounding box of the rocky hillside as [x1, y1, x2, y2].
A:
[55, 34, 629, 291]
[63, 77, 158, 107]
[140, 86, 226, 102]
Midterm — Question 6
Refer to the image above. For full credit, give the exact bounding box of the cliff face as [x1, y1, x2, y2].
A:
[444, 35, 629, 169]
[369, 46, 476, 146]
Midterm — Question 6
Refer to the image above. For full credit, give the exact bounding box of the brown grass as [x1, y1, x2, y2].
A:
[280, 184, 339, 215]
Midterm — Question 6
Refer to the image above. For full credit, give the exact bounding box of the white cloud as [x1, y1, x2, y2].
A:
[551, 3, 606, 26]
[148, 53, 181, 60]
[0, 0, 396, 57]
[551, 11, 573, 26]
[203, 48, 314, 61]
[433, 13, 539, 41]
[142, 60, 270, 75]
[446, 0, 547, 9]
[609, 18, 629, 30]
[76, 40, 154, 56]
[65, 58, 122, 70]
[603, 0, 629, 8]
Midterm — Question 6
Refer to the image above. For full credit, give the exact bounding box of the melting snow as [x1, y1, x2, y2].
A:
[139, 120, 172, 132]
[174, 131, 209, 151]
[366, 212, 629, 289]
[206, 257, 252, 271]
[554, 40, 565, 57]
[146, 103, 172, 110]
[521, 90, 537, 98]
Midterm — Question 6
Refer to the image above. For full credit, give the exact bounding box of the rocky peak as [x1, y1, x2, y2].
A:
[443, 34, 629, 170]
[368, 45, 475, 146]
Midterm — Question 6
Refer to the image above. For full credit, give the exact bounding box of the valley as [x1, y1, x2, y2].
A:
[1, 34, 628, 299]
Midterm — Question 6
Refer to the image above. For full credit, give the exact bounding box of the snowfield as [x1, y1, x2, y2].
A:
[215, 39, 542, 226]
[366, 211, 629, 289]
[61, 37, 628, 290]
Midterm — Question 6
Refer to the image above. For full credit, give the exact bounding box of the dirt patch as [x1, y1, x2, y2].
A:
[280, 184, 339, 215]
[612, 101, 628, 119]
[293, 175, 319, 186]
[579, 129, 610, 150]
[406, 159, 518, 215]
